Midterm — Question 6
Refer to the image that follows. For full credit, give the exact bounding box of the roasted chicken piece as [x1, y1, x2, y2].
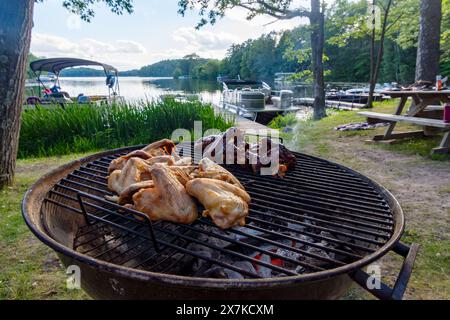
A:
[114, 180, 154, 205]
[108, 158, 153, 195]
[198, 158, 244, 189]
[142, 139, 179, 160]
[145, 155, 175, 166]
[108, 150, 152, 173]
[168, 166, 197, 186]
[174, 157, 193, 166]
[201, 127, 248, 165]
[186, 178, 251, 229]
[246, 137, 297, 176]
[133, 164, 198, 224]
[108, 139, 179, 173]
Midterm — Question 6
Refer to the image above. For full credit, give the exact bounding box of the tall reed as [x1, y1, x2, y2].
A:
[19, 100, 234, 158]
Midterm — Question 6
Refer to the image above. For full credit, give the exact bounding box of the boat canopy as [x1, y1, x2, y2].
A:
[30, 58, 118, 75]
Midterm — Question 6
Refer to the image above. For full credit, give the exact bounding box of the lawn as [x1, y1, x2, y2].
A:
[0, 154, 90, 299]
[271, 99, 450, 300]
[0, 99, 448, 300]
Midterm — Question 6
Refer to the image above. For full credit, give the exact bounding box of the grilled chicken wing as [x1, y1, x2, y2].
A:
[198, 158, 244, 189]
[133, 164, 198, 224]
[116, 180, 154, 205]
[108, 158, 153, 195]
[186, 178, 251, 229]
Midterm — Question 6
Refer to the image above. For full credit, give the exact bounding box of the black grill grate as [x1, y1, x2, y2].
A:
[43, 147, 395, 279]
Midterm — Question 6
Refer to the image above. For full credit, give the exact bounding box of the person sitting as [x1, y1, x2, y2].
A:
[50, 84, 61, 93]
[77, 93, 91, 104]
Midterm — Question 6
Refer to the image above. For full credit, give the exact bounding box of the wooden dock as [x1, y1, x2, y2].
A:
[235, 116, 278, 134]
[296, 98, 365, 110]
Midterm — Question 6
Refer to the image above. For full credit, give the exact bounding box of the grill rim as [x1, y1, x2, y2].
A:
[22, 145, 405, 289]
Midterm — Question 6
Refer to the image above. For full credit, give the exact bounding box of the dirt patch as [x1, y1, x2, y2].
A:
[328, 136, 450, 235]
[294, 132, 450, 300]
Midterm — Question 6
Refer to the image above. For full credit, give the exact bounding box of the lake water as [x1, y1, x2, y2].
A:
[26, 77, 223, 104]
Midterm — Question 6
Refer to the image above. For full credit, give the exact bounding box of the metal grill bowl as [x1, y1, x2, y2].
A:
[22, 145, 418, 300]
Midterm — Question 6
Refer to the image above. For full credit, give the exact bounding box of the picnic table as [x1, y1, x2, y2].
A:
[359, 90, 450, 155]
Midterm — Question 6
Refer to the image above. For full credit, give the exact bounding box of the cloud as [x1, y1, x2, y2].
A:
[170, 27, 244, 60]
[173, 27, 241, 51]
[31, 32, 147, 69]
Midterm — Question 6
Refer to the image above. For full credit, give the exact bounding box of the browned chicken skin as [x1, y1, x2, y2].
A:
[197, 158, 244, 189]
[108, 140, 179, 174]
[133, 164, 198, 224]
[141, 139, 179, 160]
[106, 139, 253, 229]
[186, 178, 251, 229]
[108, 150, 152, 173]
[108, 158, 153, 195]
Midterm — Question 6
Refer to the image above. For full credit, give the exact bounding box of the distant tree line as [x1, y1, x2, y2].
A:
[27, 0, 449, 85]
[122, 0, 448, 85]
[120, 53, 221, 80]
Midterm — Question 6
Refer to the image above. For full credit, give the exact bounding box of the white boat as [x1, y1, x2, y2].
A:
[221, 79, 300, 124]
[26, 57, 123, 107]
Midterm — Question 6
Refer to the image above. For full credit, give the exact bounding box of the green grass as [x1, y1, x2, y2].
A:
[268, 112, 298, 130]
[19, 100, 234, 158]
[271, 100, 450, 161]
[0, 154, 91, 299]
[269, 100, 450, 299]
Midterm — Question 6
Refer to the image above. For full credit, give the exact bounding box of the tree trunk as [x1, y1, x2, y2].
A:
[310, 0, 326, 120]
[0, 0, 35, 189]
[367, 0, 376, 108]
[367, 0, 392, 108]
[415, 0, 442, 82]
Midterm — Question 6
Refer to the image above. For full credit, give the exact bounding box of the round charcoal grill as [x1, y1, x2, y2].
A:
[22, 145, 418, 300]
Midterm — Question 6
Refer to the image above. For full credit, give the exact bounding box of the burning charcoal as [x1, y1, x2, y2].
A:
[296, 234, 315, 246]
[303, 246, 334, 266]
[194, 225, 232, 248]
[295, 265, 305, 274]
[224, 261, 257, 279]
[287, 222, 305, 232]
[224, 269, 245, 279]
[319, 231, 336, 243]
[201, 266, 228, 279]
[255, 254, 272, 278]
[233, 225, 266, 241]
[191, 250, 214, 273]
[275, 247, 301, 261]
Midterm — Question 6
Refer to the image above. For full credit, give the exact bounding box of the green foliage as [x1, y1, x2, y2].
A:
[60, 67, 105, 77]
[441, 0, 450, 76]
[120, 55, 222, 80]
[19, 100, 234, 158]
[191, 60, 221, 80]
[268, 113, 298, 130]
[26, 53, 40, 79]
[178, 0, 308, 29]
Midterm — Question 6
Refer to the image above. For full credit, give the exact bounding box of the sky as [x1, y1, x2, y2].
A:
[31, 0, 312, 71]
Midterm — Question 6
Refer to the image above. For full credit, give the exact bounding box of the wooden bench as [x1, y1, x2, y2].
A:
[358, 111, 450, 155]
